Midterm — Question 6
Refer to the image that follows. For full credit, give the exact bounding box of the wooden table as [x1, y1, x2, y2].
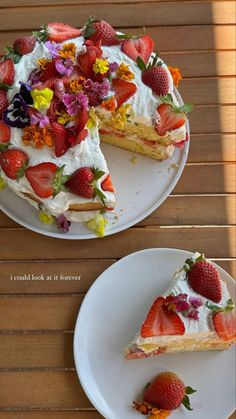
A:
[0, 1, 235, 418]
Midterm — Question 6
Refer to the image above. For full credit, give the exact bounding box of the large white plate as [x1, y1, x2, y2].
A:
[74, 248, 236, 419]
[0, 91, 189, 239]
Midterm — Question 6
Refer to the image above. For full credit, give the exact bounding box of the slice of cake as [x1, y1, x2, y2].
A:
[0, 18, 191, 234]
[125, 253, 236, 359]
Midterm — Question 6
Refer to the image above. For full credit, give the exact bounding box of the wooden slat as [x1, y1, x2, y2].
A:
[0, 414, 102, 419]
[0, 2, 235, 31]
[0, 227, 235, 262]
[0, 371, 90, 409]
[189, 134, 236, 163]
[2, 0, 233, 5]
[0, 25, 235, 55]
[179, 78, 236, 105]
[189, 106, 235, 134]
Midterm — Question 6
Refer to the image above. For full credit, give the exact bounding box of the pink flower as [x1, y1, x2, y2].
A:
[83, 78, 111, 106]
[56, 215, 71, 233]
[55, 58, 74, 77]
[189, 296, 203, 308]
[54, 79, 66, 99]
[187, 309, 199, 321]
[30, 111, 49, 128]
[62, 92, 89, 116]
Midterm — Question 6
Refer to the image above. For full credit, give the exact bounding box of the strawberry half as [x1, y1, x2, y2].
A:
[112, 78, 137, 108]
[0, 90, 9, 116]
[75, 108, 89, 132]
[207, 299, 236, 341]
[36, 22, 82, 43]
[101, 174, 115, 193]
[0, 58, 15, 85]
[13, 35, 36, 56]
[0, 148, 28, 179]
[25, 162, 68, 199]
[156, 103, 186, 136]
[121, 34, 154, 64]
[51, 122, 69, 157]
[65, 166, 106, 202]
[141, 296, 185, 338]
[84, 17, 120, 46]
[185, 255, 222, 303]
[0, 120, 10, 150]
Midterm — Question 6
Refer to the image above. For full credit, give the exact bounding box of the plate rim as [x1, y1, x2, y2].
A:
[73, 247, 236, 419]
[0, 90, 189, 240]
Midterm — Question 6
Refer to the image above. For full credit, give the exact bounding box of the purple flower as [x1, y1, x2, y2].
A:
[172, 294, 190, 312]
[109, 62, 119, 73]
[30, 111, 49, 128]
[3, 94, 29, 128]
[187, 309, 199, 321]
[99, 78, 111, 98]
[19, 81, 33, 105]
[28, 68, 42, 87]
[56, 215, 71, 233]
[62, 92, 89, 116]
[83, 78, 111, 106]
[45, 41, 61, 58]
[189, 296, 204, 308]
[55, 58, 73, 77]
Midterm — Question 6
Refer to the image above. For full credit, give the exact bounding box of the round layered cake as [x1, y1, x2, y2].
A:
[0, 19, 191, 235]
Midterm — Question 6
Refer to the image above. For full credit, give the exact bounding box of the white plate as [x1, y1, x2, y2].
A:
[74, 248, 236, 419]
[0, 91, 189, 239]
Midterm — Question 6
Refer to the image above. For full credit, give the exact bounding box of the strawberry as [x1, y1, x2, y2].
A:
[0, 120, 10, 149]
[84, 17, 120, 46]
[47, 96, 61, 123]
[65, 167, 106, 201]
[77, 49, 97, 78]
[141, 296, 185, 338]
[142, 66, 169, 96]
[36, 22, 81, 43]
[13, 35, 36, 56]
[0, 90, 9, 117]
[156, 103, 186, 136]
[40, 60, 59, 82]
[143, 372, 196, 411]
[185, 255, 222, 303]
[207, 299, 236, 341]
[75, 128, 89, 144]
[0, 148, 28, 179]
[111, 78, 137, 108]
[101, 174, 115, 193]
[75, 108, 89, 132]
[121, 34, 154, 64]
[0, 58, 15, 85]
[51, 122, 69, 157]
[25, 162, 68, 198]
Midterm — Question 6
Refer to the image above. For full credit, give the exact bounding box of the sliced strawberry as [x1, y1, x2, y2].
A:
[40, 60, 59, 82]
[112, 78, 137, 108]
[0, 58, 15, 85]
[0, 120, 10, 149]
[66, 167, 106, 201]
[155, 104, 186, 136]
[213, 309, 236, 341]
[0, 90, 9, 116]
[84, 19, 120, 46]
[121, 35, 154, 64]
[75, 128, 89, 144]
[77, 49, 97, 78]
[47, 22, 82, 42]
[141, 296, 185, 338]
[51, 122, 69, 157]
[0, 148, 28, 179]
[47, 96, 61, 123]
[75, 108, 89, 132]
[143, 139, 156, 149]
[13, 35, 36, 55]
[25, 162, 67, 198]
[101, 174, 115, 193]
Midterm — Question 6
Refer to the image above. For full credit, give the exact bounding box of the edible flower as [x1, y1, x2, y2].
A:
[54, 79, 66, 100]
[27, 68, 41, 87]
[3, 94, 29, 128]
[69, 77, 85, 93]
[22, 125, 53, 149]
[0, 176, 6, 190]
[55, 58, 74, 77]
[19, 82, 33, 105]
[83, 78, 111, 106]
[37, 58, 51, 70]
[111, 104, 132, 129]
[109, 62, 119, 73]
[45, 40, 61, 58]
[56, 111, 75, 125]
[165, 293, 203, 321]
[38, 210, 55, 225]
[116, 63, 134, 81]
[87, 213, 108, 237]
[31, 88, 53, 112]
[149, 409, 171, 419]
[87, 107, 99, 130]
[133, 401, 170, 418]
[100, 96, 116, 113]
[56, 214, 71, 233]
[92, 58, 109, 75]
[59, 42, 76, 61]
[62, 91, 89, 116]
[30, 111, 49, 128]
[189, 296, 203, 308]
[168, 66, 182, 87]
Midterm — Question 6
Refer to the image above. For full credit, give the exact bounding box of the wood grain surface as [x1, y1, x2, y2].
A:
[0, 1, 235, 418]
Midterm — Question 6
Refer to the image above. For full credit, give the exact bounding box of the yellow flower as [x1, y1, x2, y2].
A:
[31, 88, 54, 112]
[0, 176, 6, 190]
[69, 77, 85, 93]
[37, 58, 51, 70]
[57, 111, 75, 125]
[111, 104, 133, 129]
[38, 210, 55, 225]
[93, 58, 109, 75]
[87, 107, 99, 129]
[59, 42, 76, 61]
[149, 409, 171, 419]
[168, 66, 182, 88]
[116, 63, 134, 81]
[87, 213, 108, 237]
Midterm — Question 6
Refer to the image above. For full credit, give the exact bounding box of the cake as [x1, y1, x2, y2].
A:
[125, 253, 236, 359]
[0, 19, 191, 235]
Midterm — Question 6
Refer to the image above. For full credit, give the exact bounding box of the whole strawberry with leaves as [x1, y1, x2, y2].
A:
[83, 16, 120, 46]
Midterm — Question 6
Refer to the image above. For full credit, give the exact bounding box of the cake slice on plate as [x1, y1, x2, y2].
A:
[124, 253, 236, 359]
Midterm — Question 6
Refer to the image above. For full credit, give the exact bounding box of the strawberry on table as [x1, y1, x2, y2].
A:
[101, 174, 115, 193]
[36, 22, 82, 43]
[0, 58, 15, 85]
[141, 296, 185, 338]
[65, 166, 106, 202]
[121, 34, 154, 64]
[0, 89, 9, 117]
[0, 148, 28, 180]
[84, 16, 120, 46]
[207, 298, 236, 341]
[51, 122, 69, 157]
[13, 35, 36, 56]
[25, 162, 68, 199]
[0, 120, 10, 150]
[112, 78, 137, 108]
[185, 254, 222, 303]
